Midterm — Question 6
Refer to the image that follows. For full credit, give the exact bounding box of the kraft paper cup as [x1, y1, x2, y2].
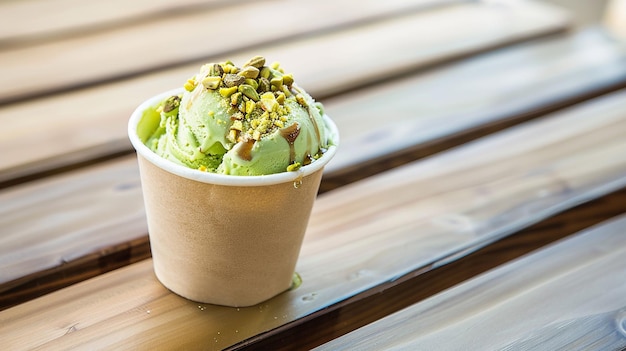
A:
[128, 89, 338, 307]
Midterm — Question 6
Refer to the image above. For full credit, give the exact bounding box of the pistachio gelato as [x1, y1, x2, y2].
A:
[138, 56, 331, 176]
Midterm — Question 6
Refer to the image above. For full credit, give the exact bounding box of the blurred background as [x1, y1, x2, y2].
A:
[546, 0, 610, 27]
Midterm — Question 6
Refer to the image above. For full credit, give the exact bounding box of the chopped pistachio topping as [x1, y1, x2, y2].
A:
[270, 76, 283, 87]
[209, 63, 224, 77]
[238, 66, 260, 79]
[187, 56, 315, 142]
[295, 93, 307, 107]
[219, 86, 237, 98]
[239, 84, 259, 101]
[162, 95, 181, 116]
[260, 67, 271, 79]
[286, 162, 301, 172]
[231, 92, 242, 106]
[231, 120, 243, 131]
[243, 55, 266, 69]
[184, 78, 197, 92]
[282, 73, 294, 86]
[223, 74, 245, 87]
[276, 92, 286, 104]
[245, 100, 255, 114]
[202, 76, 221, 90]
[244, 78, 258, 90]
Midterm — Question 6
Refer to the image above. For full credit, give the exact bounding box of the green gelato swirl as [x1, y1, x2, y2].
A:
[142, 57, 330, 176]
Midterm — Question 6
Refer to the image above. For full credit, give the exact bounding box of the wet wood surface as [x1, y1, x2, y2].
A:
[1, 0, 626, 350]
[2, 86, 626, 349]
[316, 214, 626, 351]
[5, 28, 626, 308]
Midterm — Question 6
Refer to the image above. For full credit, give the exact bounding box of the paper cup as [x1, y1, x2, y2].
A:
[128, 89, 338, 307]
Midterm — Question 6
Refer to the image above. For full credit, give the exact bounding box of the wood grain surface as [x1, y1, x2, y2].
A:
[251, 187, 626, 350]
[10, 25, 626, 190]
[2, 86, 625, 349]
[0, 157, 145, 292]
[0, 0, 503, 104]
[316, 214, 626, 351]
[2, 28, 625, 306]
[3, 1, 624, 349]
[320, 28, 626, 188]
[0, 0, 248, 47]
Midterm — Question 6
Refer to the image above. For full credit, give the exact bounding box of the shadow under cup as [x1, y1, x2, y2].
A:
[128, 89, 338, 307]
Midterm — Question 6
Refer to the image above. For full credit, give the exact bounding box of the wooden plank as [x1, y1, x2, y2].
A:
[320, 28, 626, 189]
[0, 0, 246, 46]
[0, 157, 146, 292]
[315, 214, 626, 351]
[2, 87, 626, 349]
[8, 26, 625, 190]
[0, 0, 480, 103]
[253, 188, 626, 349]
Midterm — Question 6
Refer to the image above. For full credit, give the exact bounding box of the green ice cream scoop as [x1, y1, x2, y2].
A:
[141, 56, 331, 176]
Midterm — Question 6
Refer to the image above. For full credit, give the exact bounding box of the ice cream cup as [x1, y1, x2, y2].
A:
[128, 89, 339, 307]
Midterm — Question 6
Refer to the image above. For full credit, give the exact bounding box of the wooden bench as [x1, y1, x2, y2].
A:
[0, 0, 578, 307]
[0, 0, 569, 186]
[316, 213, 626, 350]
[2, 84, 626, 350]
[4, 27, 626, 305]
[2, 0, 626, 350]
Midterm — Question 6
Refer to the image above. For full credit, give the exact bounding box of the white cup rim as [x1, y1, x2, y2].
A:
[128, 88, 339, 186]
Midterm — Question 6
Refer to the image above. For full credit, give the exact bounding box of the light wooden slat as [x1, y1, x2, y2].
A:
[9, 25, 624, 190]
[259, 188, 626, 349]
[0, 0, 478, 103]
[2, 87, 626, 350]
[0, 157, 145, 290]
[321, 28, 626, 182]
[315, 214, 626, 351]
[0, 0, 243, 46]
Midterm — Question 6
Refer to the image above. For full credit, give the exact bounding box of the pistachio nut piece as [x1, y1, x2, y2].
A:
[243, 55, 266, 69]
[223, 74, 245, 87]
[239, 84, 260, 101]
[238, 66, 260, 79]
[201, 76, 221, 90]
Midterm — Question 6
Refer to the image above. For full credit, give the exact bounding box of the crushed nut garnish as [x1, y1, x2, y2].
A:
[162, 95, 181, 116]
[184, 78, 197, 92]
[286, 162, 301, 172]
[182, 56, 315, 144]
